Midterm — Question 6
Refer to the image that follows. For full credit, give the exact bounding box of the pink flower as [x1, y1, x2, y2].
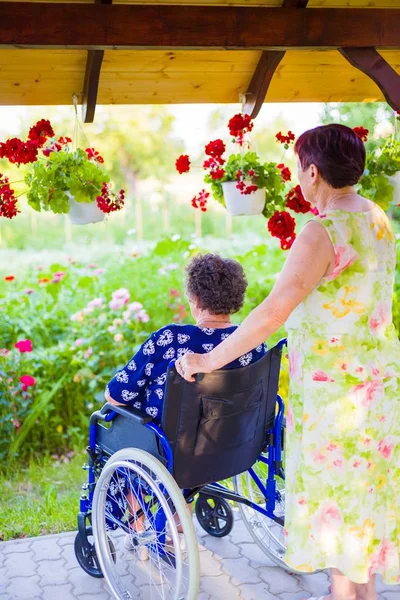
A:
[319, 501, 343, 530]
[377, 437, 395, 460]
[310, 207, 319, 216]
[83, 347, 93, 359]
[128, 302, 143, 312]
[15, 339, 33, 353]
[369, 303, 391, 337]
[24, 288, 35, 295]
[20, 374, 36, 390]
[353, 380, 384, 407]
[109, 298, 126, 310]
[136, 309, 150, 323]
[75, 339, 84, 347]
[312, 370, 334, 382]
[88, 263, 97, 269]
[288, 348, 301, 380]
[326, 244, 358, 281]
[94, 268, 105, 276]
[114, 334, 123, 343]
[109, 288, 130, 310]
[87, 297, 103, 309]
[0, 348, 10, 356]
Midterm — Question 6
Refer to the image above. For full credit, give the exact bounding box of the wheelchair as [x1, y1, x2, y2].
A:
[74, 339, 290, 600]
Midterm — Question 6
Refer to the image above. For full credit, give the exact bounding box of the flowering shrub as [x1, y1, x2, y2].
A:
[0, 120, 125, 218]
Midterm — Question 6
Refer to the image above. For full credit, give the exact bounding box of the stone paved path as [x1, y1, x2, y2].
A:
[1, 515, 399, 600]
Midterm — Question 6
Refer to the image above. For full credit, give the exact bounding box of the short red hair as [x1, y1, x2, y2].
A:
[294, 124, 366, 189]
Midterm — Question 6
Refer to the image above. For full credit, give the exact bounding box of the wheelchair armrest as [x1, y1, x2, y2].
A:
[99, 402, 153, 425]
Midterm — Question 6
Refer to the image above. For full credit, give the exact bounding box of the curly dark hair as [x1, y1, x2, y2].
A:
[185, 253, 247, 315]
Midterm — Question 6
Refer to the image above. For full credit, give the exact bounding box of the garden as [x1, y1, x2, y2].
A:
[1, 101, 400, 542]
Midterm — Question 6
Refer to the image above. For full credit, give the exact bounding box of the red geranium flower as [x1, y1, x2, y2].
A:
[228, 114, 253, 139]
[191, 189, 209, 212]
[4, 275, 15, 281]
[267, 210, 296, 241]
[85, 147, 104, 164]
[28, 119, 55, 147]
[280, 234, 296, 250]
[15, 339, 33, 353]
[210, 168, 225, 180]
[353, 126, 369, 142]
[277, 163, 292, 182]
[285, 185, 311, 214]
[96, 183, 125, 214]
[275, 131, 296, 147]
[175, 154, 191, 174]
[0, 175, 19, 219]
[205, 139, 226, 158]
[20, 374, 36, 391]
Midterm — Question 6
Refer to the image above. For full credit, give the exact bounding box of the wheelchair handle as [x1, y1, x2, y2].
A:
[168, 359, 204, 383]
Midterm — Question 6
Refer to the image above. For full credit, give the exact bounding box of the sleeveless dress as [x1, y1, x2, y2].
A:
[284, 206, 400, 584]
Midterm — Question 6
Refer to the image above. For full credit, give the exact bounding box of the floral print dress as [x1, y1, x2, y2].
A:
[284, 206, 400, 584]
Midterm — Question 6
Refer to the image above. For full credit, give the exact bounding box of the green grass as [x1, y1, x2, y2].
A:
[0, 451, 85, 541]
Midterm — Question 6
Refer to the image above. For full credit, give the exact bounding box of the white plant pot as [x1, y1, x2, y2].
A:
[222, 182, 266, 216]
[388, 171, 400, 206]
[67, 192, 105, 225]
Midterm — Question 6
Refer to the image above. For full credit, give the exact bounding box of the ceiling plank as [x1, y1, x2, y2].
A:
[339, 47, 400, 112]
[244, 0, 308, 119]
[0, 5, 399, 50]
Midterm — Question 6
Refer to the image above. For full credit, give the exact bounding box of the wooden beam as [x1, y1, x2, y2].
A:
[81, 0, 112, 123]
[0, 5, 399, 50]
[339, 48, 400, 113]
[244, 0, 308, 119]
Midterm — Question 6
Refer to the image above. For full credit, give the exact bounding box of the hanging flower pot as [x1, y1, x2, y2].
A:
[388, 171, 400, 205]
[222, 181, 266, 216]
[66, 192, 105, 225]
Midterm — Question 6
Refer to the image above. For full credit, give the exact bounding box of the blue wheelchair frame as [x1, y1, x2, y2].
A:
[78, 338, 286, 541]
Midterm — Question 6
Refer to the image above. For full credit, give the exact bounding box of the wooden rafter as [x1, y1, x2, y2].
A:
[81, 0, 112, 123]
[0, 5, 399, 50]
[244, 0, 308, 119]
[339, 48, 400, 113]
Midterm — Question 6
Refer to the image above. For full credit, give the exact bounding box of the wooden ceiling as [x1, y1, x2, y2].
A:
[0, 0, 399, 119]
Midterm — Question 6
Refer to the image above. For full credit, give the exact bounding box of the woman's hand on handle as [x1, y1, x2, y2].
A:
[176, 353, 211, 382]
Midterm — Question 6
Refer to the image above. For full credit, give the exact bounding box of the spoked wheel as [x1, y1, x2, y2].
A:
[92, 448, 200, 600]
[74, 526, 116, 578]
[195, 494, 233, 538]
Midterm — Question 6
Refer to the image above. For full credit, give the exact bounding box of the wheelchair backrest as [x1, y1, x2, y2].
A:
[162, 343, 283, 488]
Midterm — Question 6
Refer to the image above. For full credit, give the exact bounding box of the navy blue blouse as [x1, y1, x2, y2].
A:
[107, 324, 266, 425]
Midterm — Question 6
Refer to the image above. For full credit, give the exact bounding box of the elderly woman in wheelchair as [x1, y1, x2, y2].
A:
[74, 253, 287, 600]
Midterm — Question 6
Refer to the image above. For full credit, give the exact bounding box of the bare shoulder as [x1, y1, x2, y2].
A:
[295, 219, 333, 251]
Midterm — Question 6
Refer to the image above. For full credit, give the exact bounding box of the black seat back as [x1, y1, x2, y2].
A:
[162, 344, 283, 488]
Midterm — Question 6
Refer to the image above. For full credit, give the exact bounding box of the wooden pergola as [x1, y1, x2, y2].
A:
[0, 0, 399, 122]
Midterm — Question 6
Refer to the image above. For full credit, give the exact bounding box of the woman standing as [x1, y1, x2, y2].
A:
[176, 124, 400, 600]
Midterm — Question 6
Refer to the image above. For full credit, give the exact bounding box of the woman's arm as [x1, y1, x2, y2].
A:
[178, 221, 334, 380]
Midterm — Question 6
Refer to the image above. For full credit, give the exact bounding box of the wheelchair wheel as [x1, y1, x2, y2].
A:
[195, 494, 233, 538]
[92, 448, 200, 600]
[74, 526, 116, 578]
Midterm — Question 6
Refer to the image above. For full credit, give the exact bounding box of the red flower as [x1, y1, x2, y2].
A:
[4, 138, 25, 164]
[210, 168, 225, 180]
[4, 275, 15, 281]
[96, 183, 125, 214]
[175, 154, 191, 174]
[58, 137, 72, 145]
[277, 163, 292, 182]
[285, 185, 311, 214]
[0, 175, 19, 219]
[280, 234, 296, 250]
[28, 119, 55, 147]
[228, 114, 253, 139]
[205, 139, 226, 158]
[353, 126, 369, 142]
[15, 339, 33, 353]
[191, 189, 209, 212]
[267, 210, 296, 240]
[20, 374, 36, 391]
[275, 131, 296, 147]
[85, 147, 104, 164]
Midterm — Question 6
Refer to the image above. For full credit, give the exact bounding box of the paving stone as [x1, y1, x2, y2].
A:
[42, 583, 74, 600]
[228, 518, 253, 544]
[67, 566, 108, 596]
[60, 541, 80, 570]
[259, 566, 300, 595]
[237, 581, 278, 600]
[32, 537, 62, 562]
[57, 534, 76, 547]
[279, 592, 308, 600]
[4, 550, 38, 578]
[1, 540, 32, 555]
[199, 549, 224, 577]
[37, 558, 68, 586]
[380, 593, 400, 600]
[200, 574, 241, 599]
[238, 541, 276, 568]
[223, 557, 261, 585]
[201, 535, 241, 559]
[5, 574, 43, 599]
[297, 571, 330, 597]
